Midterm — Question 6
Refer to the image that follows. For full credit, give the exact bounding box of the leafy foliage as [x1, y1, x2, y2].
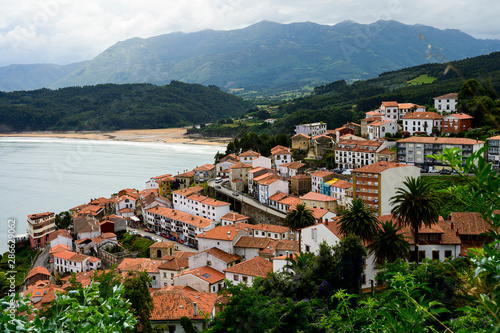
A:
[339, 198, 379, 243]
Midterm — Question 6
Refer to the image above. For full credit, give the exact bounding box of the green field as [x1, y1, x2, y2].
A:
[407, 74, 437, 85]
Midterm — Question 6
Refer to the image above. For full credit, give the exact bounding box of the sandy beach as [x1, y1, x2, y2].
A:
[0, 127, 233, 146]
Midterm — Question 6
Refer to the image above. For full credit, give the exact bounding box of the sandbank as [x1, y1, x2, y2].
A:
[0, 127, 233, 146]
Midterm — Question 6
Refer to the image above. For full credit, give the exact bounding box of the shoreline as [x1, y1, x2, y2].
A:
[0, 128, 233, 146]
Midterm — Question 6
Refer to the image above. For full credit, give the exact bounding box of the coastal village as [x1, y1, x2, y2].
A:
[17, 93, 500, 332]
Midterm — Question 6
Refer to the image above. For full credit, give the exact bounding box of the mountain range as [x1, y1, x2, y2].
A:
[1, 20, 500, 93]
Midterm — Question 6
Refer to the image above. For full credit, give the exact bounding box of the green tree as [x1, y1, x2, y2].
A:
[123, 271, 155, 332]
[390, 177, 441, 263]
[284, 204, 316, 253]
[55, 211, 72, 229]
[367, 220, 410, 265]
[338, 198, 379, 243]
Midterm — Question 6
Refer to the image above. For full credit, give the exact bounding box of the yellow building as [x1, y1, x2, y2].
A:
[158, 175, 175, 198]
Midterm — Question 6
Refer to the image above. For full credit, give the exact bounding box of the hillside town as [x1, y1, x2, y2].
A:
[16, 93, 500, 332]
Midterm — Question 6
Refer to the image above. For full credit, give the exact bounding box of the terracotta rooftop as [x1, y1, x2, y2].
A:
[186, 194, 230, 207]
[202, 247, 242, 263]
[196, 223, 252, 241]
[403, 112, 442, 120]
[28, 212, 54, 220]
[398, 103, 424, 109]
[279, 197, 302, 207]
[229, 162, 253, 169]
[150, 287, 218, 321]
[291, 174, 311, 180]
[147, 207, 214, 229]
[444, 113, 473, 120]
[268, 192, 289, 202]
[221, 212, 249, 222]
[291, 133, 311, 139]
[117, 258, 161, 274]
[434, 93, 458, 99]
[311, 170, 335, 178]
[331, 179, 352, 189]
[238, 150, 260, 158]
[174, 266, 225, 284]
[275, 239, 299, 252]
[271, 145, 291, 155]
[49, 244, 70, 254]
[224, 256, 273, 278]
[158, 256, 189, 271]
[26, 266, 50, 280]
[353, 161, 414, 174]
[308, 208, 336, 220]
[175, 170, 195, 178]
[61, 270, 102, 289]
[397, 137, 485, 145]
[172, 185, 204, 197]
[247, 223, 289, 234]
[48, 229, 72, 242]
[194, 164, 215, 171]
[22, 280, 62, 306]
[381, 101, 398, 107]
[449, 212, 499, 235]
[280, 161, 306, 170]
[150, 241, 175, 249]
[300, 191, 338, 202]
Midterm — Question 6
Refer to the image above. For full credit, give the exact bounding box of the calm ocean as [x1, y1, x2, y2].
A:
[0, 137, 225, 254]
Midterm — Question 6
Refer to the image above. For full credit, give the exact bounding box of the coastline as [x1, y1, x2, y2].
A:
[0, 128, 233, 146]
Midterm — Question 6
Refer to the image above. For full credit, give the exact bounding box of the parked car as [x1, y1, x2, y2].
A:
[420, 168, 428, 173]
[342, 169, 353, 175]
[215, 185, 221, 189]
[440, 169, 451, 175]
[144, 228, 151, 232]
[333, 168, 343, 174]
[232, 191, 239, 196]
[215, 177, 222, 183]
[129, 230, 137, 235]
[178, 239, 185, 244]
[169, 236, 177, 241]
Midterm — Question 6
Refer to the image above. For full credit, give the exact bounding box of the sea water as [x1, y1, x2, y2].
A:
[0, 137, 225, 254]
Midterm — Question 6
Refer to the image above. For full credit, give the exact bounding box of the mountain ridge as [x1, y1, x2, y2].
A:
[1, 20, 499, 93]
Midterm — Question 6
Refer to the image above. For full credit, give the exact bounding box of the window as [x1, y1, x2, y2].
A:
[444, 250, 452, 258]
[234, 274, 239, 281]
[242, 276, 248, 283]
[305, 245, 311, 252]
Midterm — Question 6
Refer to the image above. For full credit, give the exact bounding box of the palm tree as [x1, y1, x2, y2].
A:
[284, 204, 316, 253]
[283, 252, 315, 275]
[367, 220, 410, 265]
[338, 198, 379, 242]
[390, 177, 441, 263]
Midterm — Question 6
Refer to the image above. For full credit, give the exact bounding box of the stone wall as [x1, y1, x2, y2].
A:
[240, 201, 286, 226]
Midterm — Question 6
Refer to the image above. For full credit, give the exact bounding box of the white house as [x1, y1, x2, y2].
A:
[117, 258, 161, 288]
[310, 170, 335, 193]
[434, 93, 458, 113]
[271, 146, 293, 170]
[238, 150, 261, 164]
[145, 174, 172, 189]
[188, 247, 241, 272]
[220, 212, 250, 226]
[158, 256, 190, 287]
[196, 223, 251, 254]
[295, 122, 327, 137]
[367, 119, 399, 140]
[224, 256, 273, 287]
[53, 250, 100, 274]
[300, 221, 342, 254]
[216, 160, 237, 177]
[173, 266, 226, 293]
[330, 179, 353, 210]
[115, 194, 137, 218]
[279, 161, 306, 178]
[402, 112, 443, 136]
[48, 229, 73, 251]
[257, 176, 289, 205]
[252, 156, 273, 169]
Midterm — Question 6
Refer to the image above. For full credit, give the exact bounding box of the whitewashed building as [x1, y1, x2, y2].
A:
[434, 93, 458, 113]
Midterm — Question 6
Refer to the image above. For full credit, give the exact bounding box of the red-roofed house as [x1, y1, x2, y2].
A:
[196, 223, 251, 254]
[26, 266, 51, 286]
[22, 280, 62, 310]
[53, 250, 101, 274]
[290, 174, 312, 196]
[158, 256, 189, 287]
[115, 194, 137, 218]
[238, 150, 261, 164]
[229, 162, 253, 191]
[233, 236, 299, 261]
[193, 164, 216, 183]
[442, 113, 473, 134]
[224, 256, 273, 286]
[255, 173, 289, 205]
[174, 170, 195, 189]
[173, 266, 226, 293]
[49, 229, 73, 251]
[279, 161, 307, 178]
[367, 119, 398, 140]
[291, 133, 311, 151]
[248, 167, 279, 196]
[403, 112, 443, 135]
[188, 247, 241, 273]
[221, 212, 250, 226]
[353, 161, 419, 215]
[311, 170, 335, 193]
[118, 258, 162, 288]
[150, 287, 219, 331]
[271, 145, 292, 169]
[300, 191, 338, 213]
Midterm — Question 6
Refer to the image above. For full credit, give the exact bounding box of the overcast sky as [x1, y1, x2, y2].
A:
[0, 0, 499, 67]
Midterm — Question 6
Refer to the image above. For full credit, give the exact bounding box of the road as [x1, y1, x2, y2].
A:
[208, 179, 287, 219]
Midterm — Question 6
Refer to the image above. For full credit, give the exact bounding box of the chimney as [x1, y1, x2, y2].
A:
[181, 267, 185, 274]
[203, 231, 206, 236]
[196, 270, 200, 276]
[325, 220, 328, 226]
[451, 222, 454, 230]
[193, 302, 198, 316]
[286, 251, 289, 258]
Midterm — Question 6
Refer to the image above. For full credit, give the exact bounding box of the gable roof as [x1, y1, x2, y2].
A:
[291, 133, 311, 139]
[117, 258, 161, 274]
[48, 229, 72, 242]
[174, 266, 225, 284]
[196, 223, 252, 241]
[223, 256, 273, 278]
[194, 164, 215, 171]
[434, 93, 458, 99]
[202, 247, 241, 263]
[300, 191, 337, 202]
[311, 170, 334, 178]
[172, 186, 204, 197]
[403, 112, 442, 120]
[238, 150, 260, 158]
[150, 287, 218, 321]
[271, 145, 291, 154]
[221, 212, 249, 222]
[150, 241, 175, 249]
[26, 266, 51, 280]
[158, 256, 189, 271]
[381, 101, 398, 107]
[444, 113, 473, 120]
[353, 161, 414, 174]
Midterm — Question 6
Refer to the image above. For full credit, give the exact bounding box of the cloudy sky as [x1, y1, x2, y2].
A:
[0, 0, 499, 67]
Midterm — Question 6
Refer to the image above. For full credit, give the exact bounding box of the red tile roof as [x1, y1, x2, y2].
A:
[403, 112, 442, 120]
[381, 101, 398, 107]
[158, 256, 189, 271]
[434, 93, 458, 99]
[291, 133, 311, 139]
[238, 150, 260, 158]
[26, 266, 50, 280]
[247, 223, 289, 234]
[117, 258, 161, 274]
[300, 192, 337, 202]
[150, 241, 175, 249]
[172, 186, 204, 197]
[397, 137, 485, 145]
[353, 161, 414, 173]
[147, 207, 214, 228]
[196, 223, 252, 241]
[174, 266, 225, 284]
[203, 247, 241, 263]
[194, 164, 215, 171]
[48, 229, 72, 242]
[28, 212, 54, 220]
[221, 212, 249, 222]
[150, 288, 218, 321]
[331, 179, 352, 189]
[268, 192, 289, 202]
[224, 256, 273, 278]
[444, 113, 473, 120]
[311, 170, 334, 178]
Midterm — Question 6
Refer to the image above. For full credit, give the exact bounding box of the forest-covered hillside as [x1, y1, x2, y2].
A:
[0, 81, 254, 132]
